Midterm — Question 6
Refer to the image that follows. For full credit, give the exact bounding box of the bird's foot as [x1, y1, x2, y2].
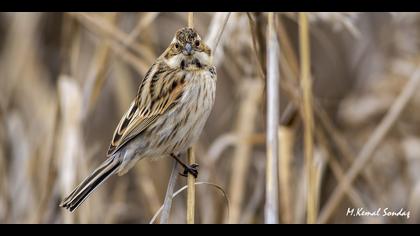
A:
[179, 163, 199, 178]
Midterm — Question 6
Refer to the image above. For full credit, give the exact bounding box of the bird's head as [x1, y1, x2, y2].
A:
[163, 27, 212, 70]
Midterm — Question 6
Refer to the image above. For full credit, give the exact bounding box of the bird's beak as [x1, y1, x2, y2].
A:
[184, 43, 192, 55]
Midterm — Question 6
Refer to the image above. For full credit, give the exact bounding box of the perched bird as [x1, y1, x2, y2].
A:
[60, 27, 217, 212]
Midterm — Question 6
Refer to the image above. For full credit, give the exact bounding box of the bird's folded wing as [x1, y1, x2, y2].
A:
[107, 71, 185, 156]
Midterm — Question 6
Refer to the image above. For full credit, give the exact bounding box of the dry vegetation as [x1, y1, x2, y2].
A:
[0, 12, 420, 224]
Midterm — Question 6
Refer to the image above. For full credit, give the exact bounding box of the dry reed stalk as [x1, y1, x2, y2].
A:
[56, 75, 84, 224]
[135, 163, 162, 218]
[314, 126, 365, 208]
[160, 160, 179, 224]
[1, 13, 62, 224]
[1, 13, 53, 223]
[69, 13, 156, 63]
[0, 116, 6, 222]
[275, 15, 373, 205]
[34, 105, 59, 224]
[265, 12, 279, 224]
[277, 93, 299, 225]
[185, 12, 196, 224]
[123, 12, 159, 46]
[70, 15, 152, 75]
[274, 18, 373, 210]
[188, 12, 194, 28]
[206, 133, 237, 167]
[59, 14, 78, 76]
[112, 60, 137, 113]
[273, 87, 308, 224]
[276, 16, 324, 222]
[107, 39, 150, 75]
[312, 149, 327, 220]
[66, 20, 101, 222]
[278, 126, 295, 224]
[228, 79, 263, 224]
[224, 49, 247, 83]
[293, 165, 307, 223]
[256, 13, 267, 76]
[276, 16, 299, 78]
[209, 12, 231, 52]
[240, 156, 266, 224]
[69, 24, 81, 80]
[408, 182, 420, 223]
[275, 14, 373, 198]
[276, 64, 370, 213]
[0, 13, 42, 113]
[5, 112, 34, 223]
[299, 12, 316, 224]
[187, 147, 196, 224]
[199, 133, 236, 223]
[215, 14, 231, 50]
[72, 13, 151, 76]
[150, 182, 229, 224]
[277, 49, 368, 223]
[314, 102, 382, 197]
[82, 13, 117, 119]
[246, 13, 266, 80]
[105, 179, 129, 223]
[205, 12, 233, 69]
[318, 67, 420, 223]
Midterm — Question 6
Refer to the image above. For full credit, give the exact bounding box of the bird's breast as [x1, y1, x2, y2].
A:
[163, 68, 216, 153]
[138, 67, 216, 158]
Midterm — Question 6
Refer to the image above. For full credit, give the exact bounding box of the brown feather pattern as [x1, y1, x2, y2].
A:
[60, 27, 216, 212]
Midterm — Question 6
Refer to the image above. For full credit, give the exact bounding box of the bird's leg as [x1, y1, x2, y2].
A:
[170, 153, 199, 178]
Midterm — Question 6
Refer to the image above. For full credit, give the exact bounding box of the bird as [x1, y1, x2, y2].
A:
[60, 27, 217, 212]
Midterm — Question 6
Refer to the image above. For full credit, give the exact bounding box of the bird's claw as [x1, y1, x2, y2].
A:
[179, 163, 199, 178]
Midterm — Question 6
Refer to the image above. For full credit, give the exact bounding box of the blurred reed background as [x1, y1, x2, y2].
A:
[0, 12, 420, 224]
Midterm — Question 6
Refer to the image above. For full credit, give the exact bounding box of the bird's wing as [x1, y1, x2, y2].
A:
[106, 65, 185, 156]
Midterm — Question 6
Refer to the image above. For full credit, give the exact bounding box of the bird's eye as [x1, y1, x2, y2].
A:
[175, 43, 180, 49]
[195, 40, 200, 47]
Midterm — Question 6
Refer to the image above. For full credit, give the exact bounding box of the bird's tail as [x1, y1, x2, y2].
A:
[59, 157, 121, 212]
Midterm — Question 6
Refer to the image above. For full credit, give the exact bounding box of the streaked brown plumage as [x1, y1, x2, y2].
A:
[60, 27, 216, 212]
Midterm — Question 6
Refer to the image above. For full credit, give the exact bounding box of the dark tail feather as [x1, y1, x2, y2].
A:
[59, 157, 121, 212]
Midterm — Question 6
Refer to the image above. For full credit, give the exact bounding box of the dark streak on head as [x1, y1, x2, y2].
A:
[176, 27, 199, 44]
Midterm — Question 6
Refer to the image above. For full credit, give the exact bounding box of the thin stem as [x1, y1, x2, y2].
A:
[188, 12, 194, 28]
[228, 79, 263, 224]
[214, 12, 231, 51]
[299, 12, 316, 224]
[265, 12, 279, 224]
[274, 12, 372, 213]
[246, 12, 266, 80]
[187, 147, 196, 224]
[150, 182, 230, 224]
[160, 160, 178, 224]
[318, 67, 420, 223]
[186, 11, 195, 224]
[69, 13, 155, 64]
[278, 126, 295, 223]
